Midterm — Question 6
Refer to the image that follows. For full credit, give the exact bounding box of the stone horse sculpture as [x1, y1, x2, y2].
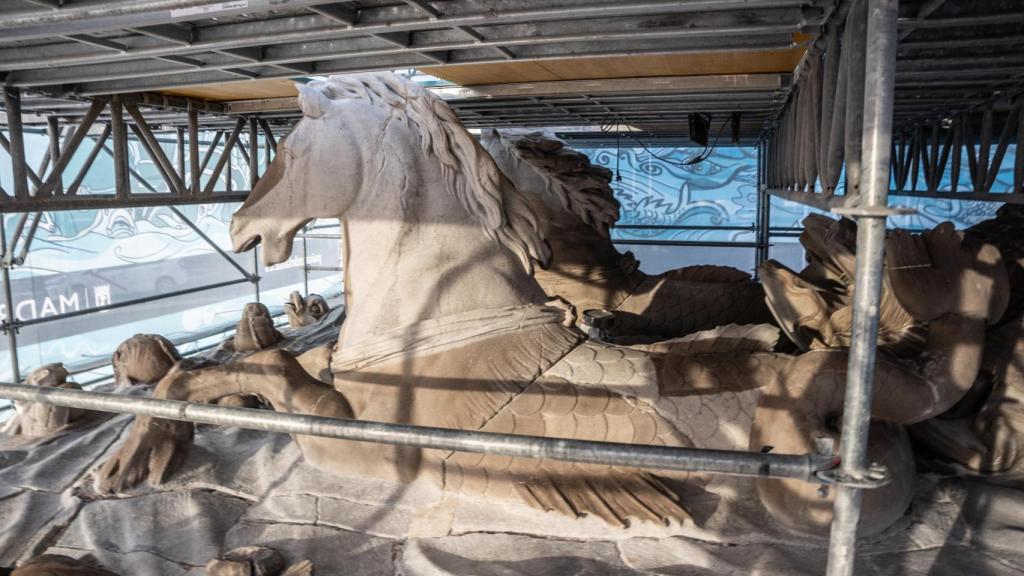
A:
[2, 364, 86, 438]
[284, 291, 330, 328]
[229, 302, 283, 352]
[94, 73, 1007, 537]
[481, 129, 773, 341]
[111, 334, 180, 388]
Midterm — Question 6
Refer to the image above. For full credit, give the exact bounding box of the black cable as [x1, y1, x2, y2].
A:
[604, 117, 730, 167]
[615, 131, 621, 181]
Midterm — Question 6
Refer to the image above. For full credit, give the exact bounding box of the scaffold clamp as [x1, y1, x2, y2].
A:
[815, 462, 892, 489]
[831, 205, 916, 218]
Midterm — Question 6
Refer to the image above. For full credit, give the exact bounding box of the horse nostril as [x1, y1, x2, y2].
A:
[824, 412, 841, 433]
[236, 234, 262, 253]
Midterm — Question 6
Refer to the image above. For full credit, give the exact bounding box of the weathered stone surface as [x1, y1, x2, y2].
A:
[619, 537, 827, 575]
[43, 546, 186, 576]
[860, 546, 1023, 576]
[206, 545, 286, 576]
[0, 413, 128, 493]
[55, 490, 249, 574]
[955, 477, 1024, 569]
[243, 457, 442, 539]
[153, 427, 301, 501]
[224, 522, 394, 575]
[0, 490, 67, 565]
[402, 533, 637, 576]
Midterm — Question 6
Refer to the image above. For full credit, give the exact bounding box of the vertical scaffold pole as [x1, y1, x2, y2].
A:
[46, 117, 64, 196]
[188, 107, 200, 194]
[176, 127, 186, 182]
[825, 1, 898, 575]
[3, 87, 29, 200]
[0, 216, 21, 383]
[110, 96, 129, 199]
[754, 141, 771, 274]
[253, 249, 261, 304]
[248, 118, 259, 188]
[302, 230, 310, 296]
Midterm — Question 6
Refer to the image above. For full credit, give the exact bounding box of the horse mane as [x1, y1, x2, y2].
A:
[484, 129, 620, 237]
[308, 74, 550, 273]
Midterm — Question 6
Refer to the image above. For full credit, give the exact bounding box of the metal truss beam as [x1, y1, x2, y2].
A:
[0, 191, 251, 212]
[0, 94, 284, 211]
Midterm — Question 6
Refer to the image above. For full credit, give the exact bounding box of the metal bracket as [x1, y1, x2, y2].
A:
[0, 319, 20, 336]
[830, 205, 916, 218]
[814, 462, 891, 489]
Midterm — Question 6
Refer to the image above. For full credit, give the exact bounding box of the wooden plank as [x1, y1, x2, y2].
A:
[444, 73, 785, 99]
[420, 48, 807, 86]
[159, 78, 300, 102]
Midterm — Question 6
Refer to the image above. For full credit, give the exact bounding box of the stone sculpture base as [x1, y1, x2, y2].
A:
[1, 412, 1022, 575]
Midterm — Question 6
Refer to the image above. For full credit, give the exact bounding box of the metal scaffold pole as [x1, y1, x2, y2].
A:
[253, 248, 261, 304]
[0, 216, 20, 383]
[825, 0, 898, 574]
[754, 140, 771, 275]
[0, 381, 835, 480]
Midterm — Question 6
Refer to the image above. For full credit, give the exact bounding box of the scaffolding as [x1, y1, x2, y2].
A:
[0, 215, 342, 387]
[1, 0, 1022, 575]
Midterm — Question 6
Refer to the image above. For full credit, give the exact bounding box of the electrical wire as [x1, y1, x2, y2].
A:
[602, 116, 731, 167]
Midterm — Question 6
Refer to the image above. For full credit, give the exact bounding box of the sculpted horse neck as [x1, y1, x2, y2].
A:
[95, 73, 1008, 538]
[229, 91, 547, 346]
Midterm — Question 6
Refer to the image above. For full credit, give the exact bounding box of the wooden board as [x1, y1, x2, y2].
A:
[421, 45, 807, 86]
[160, 78, 299, 101]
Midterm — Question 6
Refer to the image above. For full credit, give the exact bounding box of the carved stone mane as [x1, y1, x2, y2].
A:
[308, 74, 550, 272]
[486, 129, 620, 236]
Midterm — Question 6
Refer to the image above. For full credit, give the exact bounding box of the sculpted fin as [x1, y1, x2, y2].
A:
[444, 377, 695, 527]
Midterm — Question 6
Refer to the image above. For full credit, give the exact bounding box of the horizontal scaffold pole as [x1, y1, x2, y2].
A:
[0, 381, 836, 482]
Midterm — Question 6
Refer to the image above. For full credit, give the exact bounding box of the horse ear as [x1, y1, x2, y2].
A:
[296, 83, 331, 119]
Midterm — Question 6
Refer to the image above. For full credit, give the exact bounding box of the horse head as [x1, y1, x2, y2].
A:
[230, 81, 387, 266]
[232, 74, 550, 273]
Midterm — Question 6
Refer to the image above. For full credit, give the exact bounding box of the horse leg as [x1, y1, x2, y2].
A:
[95, 349, 353, 494]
